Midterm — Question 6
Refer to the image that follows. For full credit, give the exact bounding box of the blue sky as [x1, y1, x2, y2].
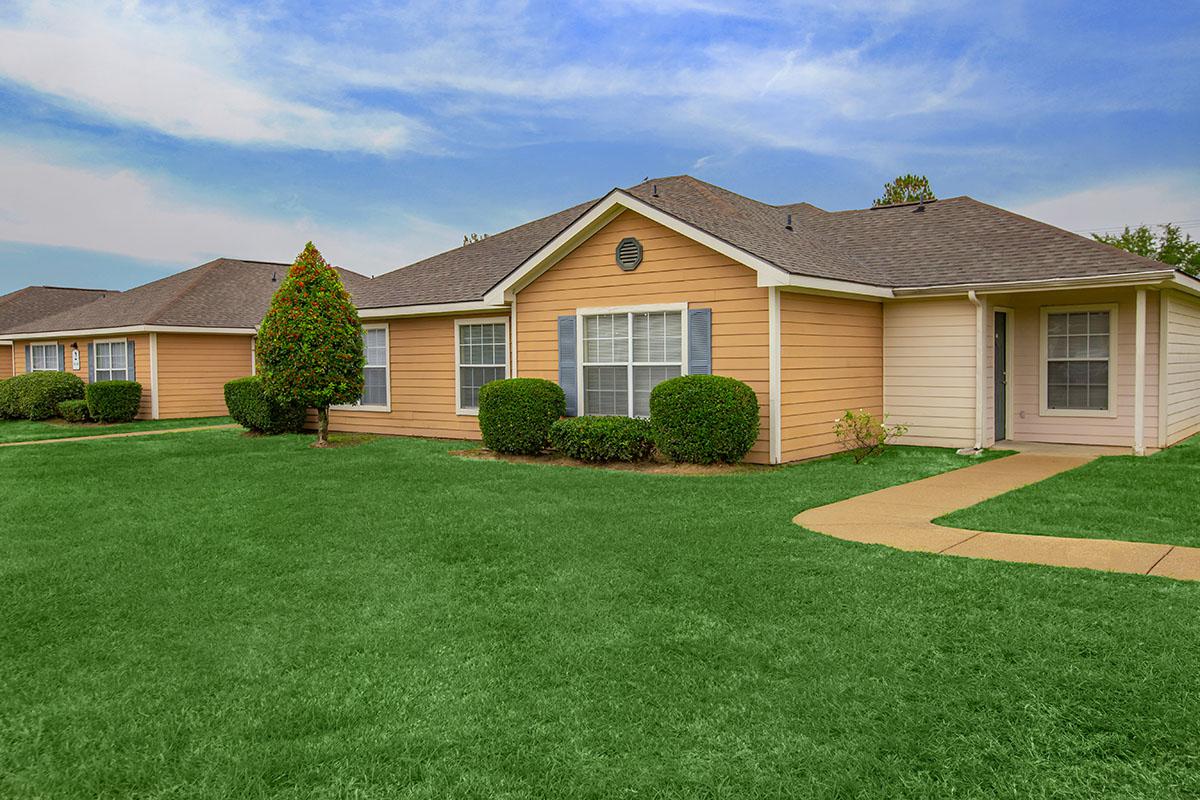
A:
[0, 0, 1197, 294]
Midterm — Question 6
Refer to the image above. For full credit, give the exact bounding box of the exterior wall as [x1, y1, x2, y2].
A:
[1163, 290, 1200, 445]
[0, 344, 11, 380]
[156, 333, 254, 419]
[514, 209, 772, 463]
[14, 334, 154, 419]
[780, 291, 883, 461]
[883, 297, 978, 448]
[993, 287, 1158, 449]
[327, 312, 502, 440]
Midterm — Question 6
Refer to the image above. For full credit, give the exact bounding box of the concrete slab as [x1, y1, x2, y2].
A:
[1148, 545, 1200, 581]
[942, 530, 1171, 574]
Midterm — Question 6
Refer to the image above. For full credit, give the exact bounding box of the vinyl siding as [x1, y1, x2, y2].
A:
[780, 291, 883, 461]
[0, 344, 11, 380]
[514, 209, 771, 463]
[1164, 290, 1200, 445]
[14, 334, 154, 418]
[156, 333, 254, 418]
[883, 297, 978, 448]
[327, 313, 503, 440]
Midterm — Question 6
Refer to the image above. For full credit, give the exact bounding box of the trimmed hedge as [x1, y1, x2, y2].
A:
[477, 378, 565, 455]
[86, 381, 142, 423]
[224, 376, 306, 434]
[649, 374, 760, 464]
[3, 372, 86, 420]
[549, 416, 654, 463]
[58, 399, 90, 423]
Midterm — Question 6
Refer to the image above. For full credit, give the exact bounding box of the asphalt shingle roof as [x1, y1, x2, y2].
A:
[0, 286, 117, 334]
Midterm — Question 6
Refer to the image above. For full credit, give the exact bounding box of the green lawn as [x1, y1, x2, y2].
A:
[941, 435, 1200, 548]
[0, 415, 231, 444]
[2, 431, 1198, 799]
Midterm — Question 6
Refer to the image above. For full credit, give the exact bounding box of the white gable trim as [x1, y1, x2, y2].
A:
[482, 189, 893, 304]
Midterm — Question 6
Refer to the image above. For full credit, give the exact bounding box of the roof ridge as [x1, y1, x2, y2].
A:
[144, 258, 226, 325]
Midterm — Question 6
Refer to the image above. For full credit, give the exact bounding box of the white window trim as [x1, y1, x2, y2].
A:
[455, 316, 510, 416]
[28, 341, 60, 371]
[1039, 303, 1118, 418]
[576, 303, 689, 418]
[333, 323, 392, 412]
[92, 337, 129, 382]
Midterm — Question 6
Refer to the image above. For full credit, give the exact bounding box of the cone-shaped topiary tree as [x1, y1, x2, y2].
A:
[256, 242, 364, 447]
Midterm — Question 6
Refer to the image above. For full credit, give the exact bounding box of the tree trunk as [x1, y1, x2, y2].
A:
[314, 406, 330, 448]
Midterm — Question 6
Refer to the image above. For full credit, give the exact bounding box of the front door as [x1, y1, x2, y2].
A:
[994, 310, 1007, 441]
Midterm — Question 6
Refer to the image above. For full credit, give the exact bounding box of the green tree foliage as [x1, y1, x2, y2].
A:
[875, 174, 936, 206]
[1093, 223, 1200, 275]
[256, 242, 364, 446]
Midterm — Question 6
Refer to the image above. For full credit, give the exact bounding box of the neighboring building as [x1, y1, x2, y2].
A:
[0, 286, 117, 380]
[1, 259, 368, 419]
[333, 175, 1200, 462]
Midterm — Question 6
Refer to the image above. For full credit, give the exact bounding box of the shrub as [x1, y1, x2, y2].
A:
[86, 381, 142, 423]
[833, 409, 908, 463]
[58, 399, 90, 423]
[0, 377, 19, 420]
[224, 376, 306, 434]
[11, 371, 86, 420]
[477, 378, 565, 455]
[649, 374, 759, 464]
[549, 416, 654, 463]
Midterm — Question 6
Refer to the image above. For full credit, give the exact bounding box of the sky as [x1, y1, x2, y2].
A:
[0, 0, 1197, 294]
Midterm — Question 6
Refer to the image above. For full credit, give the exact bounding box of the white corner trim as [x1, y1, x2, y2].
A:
[455, 316, 510, 416]
[768, 286, 782, 464]
[968, 291, 985, 451]
[1159, 290, 1170, 448]
[149, 332, 160, 420]
[510, 299, 518, 377]
[1134, 288, 1147, 455]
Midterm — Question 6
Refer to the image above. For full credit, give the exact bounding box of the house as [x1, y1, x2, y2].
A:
[0, 286, 117, 380]
[332, 175, 1200, 462]
[0, 259, 368, 419]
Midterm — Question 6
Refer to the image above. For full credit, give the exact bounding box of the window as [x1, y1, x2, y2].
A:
[1043, 307, 1114, 413]
[582, 309, 683, 417]
[360, 327, 389, 407]
[457, 319, 508, 413]
[29, 343, 59, 371]
[93, 340, 127, 381]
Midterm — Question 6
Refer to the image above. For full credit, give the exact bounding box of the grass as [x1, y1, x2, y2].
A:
[940, 435, 1200, 548]
[2, 431, 1198, 799]
[0, 415, 232, 444]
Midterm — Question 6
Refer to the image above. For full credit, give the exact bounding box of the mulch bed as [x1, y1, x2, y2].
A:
[450, 448, 770, 475]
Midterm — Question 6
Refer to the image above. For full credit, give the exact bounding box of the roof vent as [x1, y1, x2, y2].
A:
[913, 203, 926, 213]
[271, 271, 278, 282]
[785, 213, 793, 231]
[615, 237, 644, 271]
[652, 183, 659, 198]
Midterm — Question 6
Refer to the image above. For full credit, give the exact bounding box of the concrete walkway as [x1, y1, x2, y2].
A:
[0, 423, 239, 448]
[794, 453, 1200, 581]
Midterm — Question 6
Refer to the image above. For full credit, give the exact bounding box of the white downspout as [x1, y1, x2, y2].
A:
[1134, 288, 1146, 455]
[768, 286, 782, 465]
[968, 290, 985, 452]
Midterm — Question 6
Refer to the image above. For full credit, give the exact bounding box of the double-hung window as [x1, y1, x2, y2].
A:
[29, 343, 59, 371]
[93, 340, 128, 381]
[360, 326, 389, 408]
[457, 319, 508, 413]
[1043, 306, 1115, 413]
[582, 309, 683, 417]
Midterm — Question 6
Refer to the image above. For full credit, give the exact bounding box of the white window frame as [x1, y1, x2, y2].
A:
[333, 323, 391, 412]
[28, 342, 59, 372]
[455, 317, 510, 416]
[576, 302, 689, 418]
[1039, 303, 1118, 418]
[92, 338, 129, 382]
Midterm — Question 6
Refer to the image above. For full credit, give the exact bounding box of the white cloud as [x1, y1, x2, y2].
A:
[1011, 176, 1200, 237]
[0, 144, 461, 276]
[0, 1, 421, 152]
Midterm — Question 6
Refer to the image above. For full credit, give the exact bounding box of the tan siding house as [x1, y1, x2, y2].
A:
[1163, 291, 1200, 444]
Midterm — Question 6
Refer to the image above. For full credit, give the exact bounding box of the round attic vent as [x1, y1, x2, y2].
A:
[615, 237, 643, 271]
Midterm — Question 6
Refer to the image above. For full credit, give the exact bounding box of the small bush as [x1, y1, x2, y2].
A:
[477, 378, 565, 455]
[833, 409, 908, 463]
[11, 371, 86, 420]
[649, 374, 759, 464]
[86, 381, 142, 423]
[549, 416, 654, 463]
[58, 399, 90, 423]
[224, 376, 306, 435]
[0, 377, 19, 420]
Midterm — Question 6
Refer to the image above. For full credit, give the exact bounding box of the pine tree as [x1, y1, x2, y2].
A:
[256, 242, 364, 447]
[875, 174, 936, 206]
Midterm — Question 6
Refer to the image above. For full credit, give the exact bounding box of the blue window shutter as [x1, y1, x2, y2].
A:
[126, 341, 136, 382]
[687, 308, 712, 375]
[58, 345, 65, 372]
[87, 343, 95, 383]
[24, 344, 31, 373]
[557, 315, 578, 416]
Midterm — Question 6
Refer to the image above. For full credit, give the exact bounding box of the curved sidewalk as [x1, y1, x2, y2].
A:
[794, 453, 1200, 581]
[0, 424, 239, 448]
